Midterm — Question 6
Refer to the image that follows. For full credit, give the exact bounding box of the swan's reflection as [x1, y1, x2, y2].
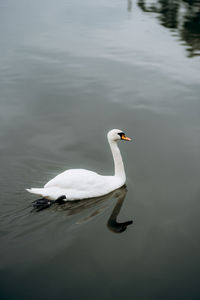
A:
[35, 186, 133, 233]
[107, 187, 133, 233]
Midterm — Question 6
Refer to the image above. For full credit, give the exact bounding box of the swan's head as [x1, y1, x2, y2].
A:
[107, 129, 131, 142]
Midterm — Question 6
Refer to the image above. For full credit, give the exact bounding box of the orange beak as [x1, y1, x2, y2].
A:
[121, 135, 132, 141]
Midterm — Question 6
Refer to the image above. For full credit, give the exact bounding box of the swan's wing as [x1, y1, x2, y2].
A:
[44, 169, 107, 190]
[28, 169, 121, 200]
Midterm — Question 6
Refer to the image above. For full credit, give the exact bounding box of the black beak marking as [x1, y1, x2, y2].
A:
[118, 132, 125, 139]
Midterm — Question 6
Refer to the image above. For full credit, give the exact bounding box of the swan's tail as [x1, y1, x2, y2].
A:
[26, 188, 48, 197]
[26, 187, 60, 201]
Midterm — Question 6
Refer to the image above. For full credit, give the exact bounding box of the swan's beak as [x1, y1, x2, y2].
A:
[121, 135, 131, 141]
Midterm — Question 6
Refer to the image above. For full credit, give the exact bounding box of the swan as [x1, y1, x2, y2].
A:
[26, 129, 131, 202]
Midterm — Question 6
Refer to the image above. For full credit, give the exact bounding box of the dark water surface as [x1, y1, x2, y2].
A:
[1, 0, 200, 299]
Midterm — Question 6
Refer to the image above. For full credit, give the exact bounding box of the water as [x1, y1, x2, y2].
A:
[1, 0, 200, 299]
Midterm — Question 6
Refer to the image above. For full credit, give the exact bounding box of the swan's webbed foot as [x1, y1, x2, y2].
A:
[32, 195, 66, 211]
[55, 195, 67, 204]
[32, 198, 54, 210]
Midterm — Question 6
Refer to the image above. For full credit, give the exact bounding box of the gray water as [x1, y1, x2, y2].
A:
[1, 0, 200, 299]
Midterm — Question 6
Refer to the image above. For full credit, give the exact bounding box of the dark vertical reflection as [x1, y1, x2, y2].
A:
[127, 0, 133, 12]
[107, 186, 133, 233]
[181, 0, 200, 57]
[137, 0, 200, 57]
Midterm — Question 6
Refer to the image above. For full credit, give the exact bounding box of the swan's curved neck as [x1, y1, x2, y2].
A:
[108, 139, 126, 181]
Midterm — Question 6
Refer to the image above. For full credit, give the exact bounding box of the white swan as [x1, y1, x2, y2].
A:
[26, 129, 131, 201]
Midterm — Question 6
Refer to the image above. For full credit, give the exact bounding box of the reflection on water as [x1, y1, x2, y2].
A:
[107, 187, 133, 233]
[127, 0, 132, 12]
[138, 0, 200, 57]
[0, 0, 200, 299]
[37, 186, 133, 234]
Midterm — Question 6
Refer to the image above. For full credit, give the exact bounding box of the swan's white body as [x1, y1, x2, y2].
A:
[26, 129, 131, 201]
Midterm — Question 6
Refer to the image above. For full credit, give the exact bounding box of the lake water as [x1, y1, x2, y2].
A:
[1, 0, 200, 299]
